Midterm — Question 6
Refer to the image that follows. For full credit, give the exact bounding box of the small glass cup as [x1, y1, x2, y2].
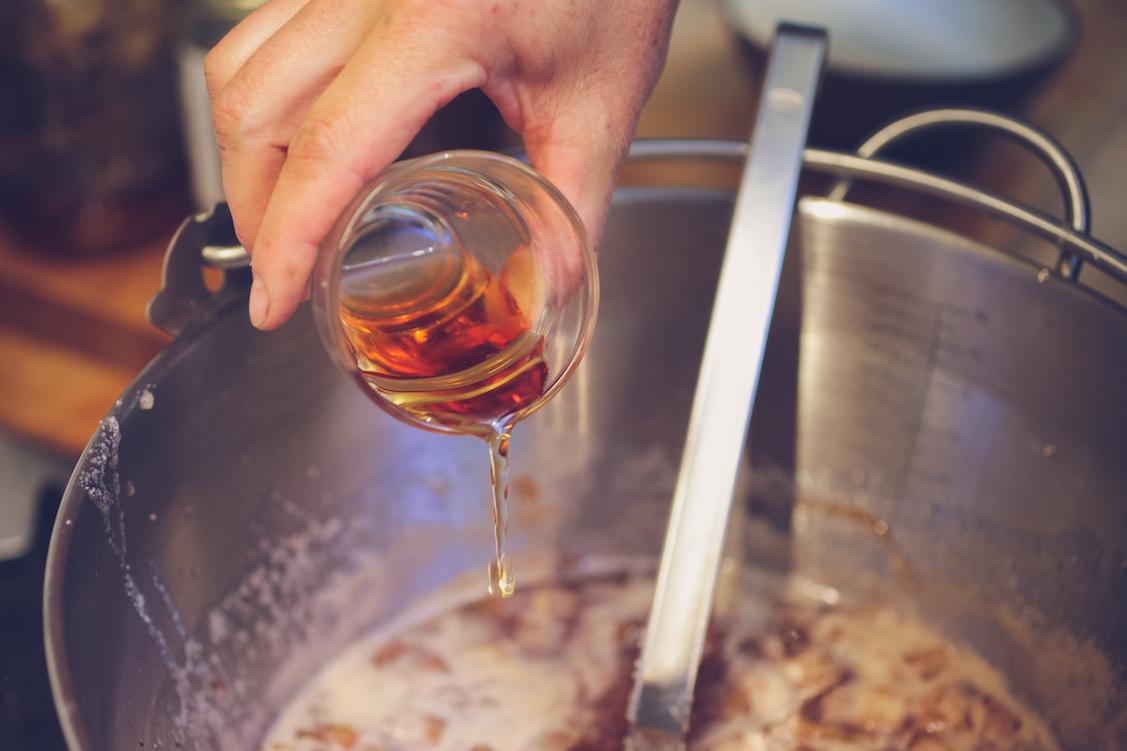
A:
[311, 150, 599, 437]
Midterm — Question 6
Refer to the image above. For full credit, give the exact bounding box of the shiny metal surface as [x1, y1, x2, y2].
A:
[175, 112, 1127, 289]
[634, 139, 1127, 285]
[200, 242, 251, 269]
[827, 108, 1089, 233]
[630, 25, 825, 742]
[807, 149, 1127, 284]
[50, 142, 1127, 748]
[148, 203, 248, 336]
[827, 107, 1089, 278]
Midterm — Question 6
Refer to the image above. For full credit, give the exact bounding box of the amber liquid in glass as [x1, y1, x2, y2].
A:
[338, 245, 545, 598]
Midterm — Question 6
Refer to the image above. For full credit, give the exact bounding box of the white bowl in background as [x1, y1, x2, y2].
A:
[719, 0, 1074, 82]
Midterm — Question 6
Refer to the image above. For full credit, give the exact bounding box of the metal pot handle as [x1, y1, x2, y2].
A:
[148, 203, 250, 336]
[826, 108, 1090, 278]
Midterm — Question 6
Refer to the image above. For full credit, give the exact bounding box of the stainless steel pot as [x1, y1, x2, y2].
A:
[45, 110, 1127, 750]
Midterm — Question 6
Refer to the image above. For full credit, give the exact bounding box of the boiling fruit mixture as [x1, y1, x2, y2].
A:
[262, 574, 1057, 751]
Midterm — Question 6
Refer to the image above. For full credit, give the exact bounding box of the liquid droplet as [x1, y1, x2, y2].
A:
[138, 388, 155, 411]
[488, 553, 515, 599]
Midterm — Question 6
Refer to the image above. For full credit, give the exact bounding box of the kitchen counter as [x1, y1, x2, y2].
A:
[0, 230, 172, 457]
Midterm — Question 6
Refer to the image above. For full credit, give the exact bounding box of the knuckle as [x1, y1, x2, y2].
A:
[279, 247, 317, 289]
[203, 45, 236, 98]
[210, 84, 253, 145]
[258, 240, 317, 301]
[287, 117, 347, 170]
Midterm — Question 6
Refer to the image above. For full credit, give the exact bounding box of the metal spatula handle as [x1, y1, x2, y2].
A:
[627, 24, 826, 746]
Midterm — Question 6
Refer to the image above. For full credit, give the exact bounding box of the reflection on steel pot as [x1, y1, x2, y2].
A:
[45, 112, 1127, 750]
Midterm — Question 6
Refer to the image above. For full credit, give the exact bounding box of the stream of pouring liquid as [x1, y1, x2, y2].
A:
[486, 429, 515, 598]
[340, 247, 545, 599]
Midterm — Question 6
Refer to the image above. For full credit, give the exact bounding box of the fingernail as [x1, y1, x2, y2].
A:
[249, 276, 269, 329]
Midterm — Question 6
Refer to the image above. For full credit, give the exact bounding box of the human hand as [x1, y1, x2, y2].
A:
[204, 0, 679, 330]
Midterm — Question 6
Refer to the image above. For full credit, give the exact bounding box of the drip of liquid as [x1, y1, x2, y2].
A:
[487, 429, 515, 598]
[337, 239, 547, 598]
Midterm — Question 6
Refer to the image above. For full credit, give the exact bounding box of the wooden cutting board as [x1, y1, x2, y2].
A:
[0, 229, 172, 456]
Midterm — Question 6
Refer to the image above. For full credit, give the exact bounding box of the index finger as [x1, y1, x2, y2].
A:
[247, 22, 491, 330]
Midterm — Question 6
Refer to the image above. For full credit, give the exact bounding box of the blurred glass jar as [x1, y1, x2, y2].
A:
[0, 0, 189, 255]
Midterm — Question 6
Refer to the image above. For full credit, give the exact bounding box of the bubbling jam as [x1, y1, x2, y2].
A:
[262, 574, 1058, 751]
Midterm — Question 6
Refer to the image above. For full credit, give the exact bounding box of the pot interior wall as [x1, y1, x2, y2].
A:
[48, 190, 1127, 750]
